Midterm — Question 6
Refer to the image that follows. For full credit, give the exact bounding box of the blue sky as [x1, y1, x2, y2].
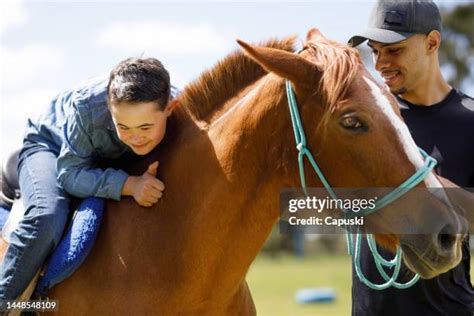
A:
[0, 0, 470, 159]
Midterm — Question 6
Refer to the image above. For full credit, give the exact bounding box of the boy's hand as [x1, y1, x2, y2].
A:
[122, 161, 165, 207]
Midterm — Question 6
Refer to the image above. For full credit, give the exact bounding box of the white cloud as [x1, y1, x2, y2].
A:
[1, 44, 65, 91]
[97, 21, 231, 55]
[0, 1, 27, 37]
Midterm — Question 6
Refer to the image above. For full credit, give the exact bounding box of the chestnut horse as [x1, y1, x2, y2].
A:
[47, 29, 465, 314]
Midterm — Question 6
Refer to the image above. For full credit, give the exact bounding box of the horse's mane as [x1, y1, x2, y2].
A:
[305, 36, 361, 114]
[175, 34, 360, 126]
[177, 36, 297, 123]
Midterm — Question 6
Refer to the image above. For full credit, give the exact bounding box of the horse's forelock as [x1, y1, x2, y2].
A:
[305, 37, 362, 129]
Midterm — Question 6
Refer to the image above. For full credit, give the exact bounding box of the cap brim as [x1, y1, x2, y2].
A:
[348, 28, 414, 47]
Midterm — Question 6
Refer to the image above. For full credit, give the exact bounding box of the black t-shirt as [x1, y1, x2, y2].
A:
[352, 89, 474, 316]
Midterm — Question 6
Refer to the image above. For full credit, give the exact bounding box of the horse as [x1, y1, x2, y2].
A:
[46, 28, 466, 315]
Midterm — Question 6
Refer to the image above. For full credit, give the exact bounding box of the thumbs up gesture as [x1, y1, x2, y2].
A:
[147, 161, 159, 176]
[124, 161, 165, 207]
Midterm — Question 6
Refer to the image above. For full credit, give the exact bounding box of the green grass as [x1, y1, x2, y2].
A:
[247, 254, 474, 316]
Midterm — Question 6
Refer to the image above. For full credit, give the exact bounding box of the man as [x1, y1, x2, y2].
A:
[349, 0, 474, 315]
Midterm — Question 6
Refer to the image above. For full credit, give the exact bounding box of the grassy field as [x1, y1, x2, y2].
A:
[247, 253, 474, 316]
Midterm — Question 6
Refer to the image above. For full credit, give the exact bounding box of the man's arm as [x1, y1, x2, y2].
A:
[57, 104, 129, 201]
[437, 176, 474, 232]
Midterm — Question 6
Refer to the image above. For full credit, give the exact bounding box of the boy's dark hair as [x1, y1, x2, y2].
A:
[108, 57, 171, 110]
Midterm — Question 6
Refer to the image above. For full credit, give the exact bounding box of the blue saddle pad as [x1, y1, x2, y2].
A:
[34, 197, 104, 296]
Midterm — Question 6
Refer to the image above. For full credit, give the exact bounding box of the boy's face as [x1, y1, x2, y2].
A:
[368, 34, 430, 96]
[110, 101, 174, 155]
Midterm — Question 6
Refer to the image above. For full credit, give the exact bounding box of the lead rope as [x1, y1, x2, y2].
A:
[285, 79, 436, 290]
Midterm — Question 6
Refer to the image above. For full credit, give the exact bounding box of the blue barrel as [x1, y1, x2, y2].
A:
[295, 287, 336, 304]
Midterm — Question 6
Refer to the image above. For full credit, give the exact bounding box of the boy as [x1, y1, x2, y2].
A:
[0, 57, 177, 301]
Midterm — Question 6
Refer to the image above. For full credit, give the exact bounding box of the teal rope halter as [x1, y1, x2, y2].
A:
[285, 79, 437, 290]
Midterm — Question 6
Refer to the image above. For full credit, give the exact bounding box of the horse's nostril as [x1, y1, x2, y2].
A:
[437, 231, 456, 253]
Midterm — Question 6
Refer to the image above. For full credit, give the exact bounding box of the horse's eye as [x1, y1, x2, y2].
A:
[340, 116, 367, 131]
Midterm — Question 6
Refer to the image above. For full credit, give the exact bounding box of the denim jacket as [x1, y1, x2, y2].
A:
[22, 77, 131, 201]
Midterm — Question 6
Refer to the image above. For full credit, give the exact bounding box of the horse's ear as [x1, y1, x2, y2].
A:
[236, 39, 321, 88]
[306, 28, 326, 42]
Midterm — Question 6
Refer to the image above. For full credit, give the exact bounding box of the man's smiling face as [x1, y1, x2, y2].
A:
[368, 34, 430, 96]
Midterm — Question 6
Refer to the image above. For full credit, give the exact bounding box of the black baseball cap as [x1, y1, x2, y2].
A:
[348, 0, 442, 47]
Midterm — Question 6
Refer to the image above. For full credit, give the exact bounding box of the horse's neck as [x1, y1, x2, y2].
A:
[162, 76, 295, 219]
[207, 75, 297, 187]
[186, 74, 299, 242]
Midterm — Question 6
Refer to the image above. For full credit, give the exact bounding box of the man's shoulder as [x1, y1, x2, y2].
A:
[455, 89, 474, 111]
